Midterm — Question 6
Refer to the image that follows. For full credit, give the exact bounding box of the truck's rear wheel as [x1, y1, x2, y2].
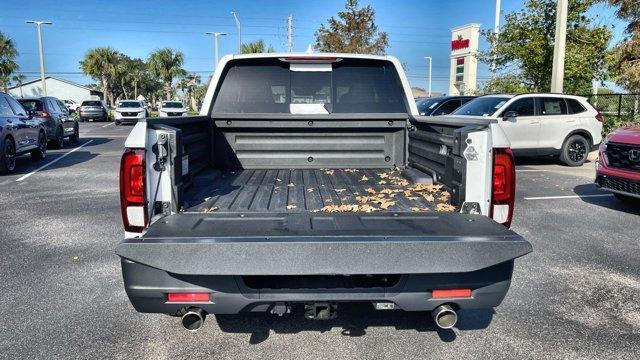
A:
[560, 135, 589, 167]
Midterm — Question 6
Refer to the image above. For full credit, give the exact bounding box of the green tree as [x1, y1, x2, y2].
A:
[480, 74, 530, 94]
[80, 47, 120, 104]
[11, 73, 26, 98]
[314, 0, 389, 55]
[240, 40, 274, 54]
[0, 32, 19, 92]
[482, 0, 611, 94]
[148, 48, 186, 100]
[606, 0, 640, 92]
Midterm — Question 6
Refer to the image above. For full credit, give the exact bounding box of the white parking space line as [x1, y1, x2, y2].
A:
[102, 123, 114, 128]
[16, 140, 94, 182]
[524, 194, 613, 200]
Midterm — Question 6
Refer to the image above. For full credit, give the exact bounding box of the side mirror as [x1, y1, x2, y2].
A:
[503, 111, 518, 121]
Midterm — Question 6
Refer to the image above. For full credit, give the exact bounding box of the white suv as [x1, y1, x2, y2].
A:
[450, 94, 603, 166]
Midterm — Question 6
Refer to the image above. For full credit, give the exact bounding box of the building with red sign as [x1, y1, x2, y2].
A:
[449, 23, 481, 96]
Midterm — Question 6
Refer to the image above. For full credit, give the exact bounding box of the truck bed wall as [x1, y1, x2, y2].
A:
[147, 115, 470, 211]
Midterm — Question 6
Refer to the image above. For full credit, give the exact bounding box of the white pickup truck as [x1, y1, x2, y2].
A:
[116, 53, 531, 332]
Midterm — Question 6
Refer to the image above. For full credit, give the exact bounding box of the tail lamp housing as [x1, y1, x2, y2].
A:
[491, 148, 515, 228]
[120, 149, 147, 232]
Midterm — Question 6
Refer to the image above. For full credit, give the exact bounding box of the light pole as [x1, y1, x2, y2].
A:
[492, 0, 501, 75]
[205, 32, 227, 71]
[424, 57, 432, 97]
[550, 0, 568, 93]
[231, 12, 241, 53]
[25, 20, 52, 96]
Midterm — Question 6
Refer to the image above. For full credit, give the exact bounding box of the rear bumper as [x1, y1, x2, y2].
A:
[79, 111, 106, 119]
[121, 259, 516, 314]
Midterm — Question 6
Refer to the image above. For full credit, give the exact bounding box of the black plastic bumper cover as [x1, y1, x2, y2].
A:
[116, 212, 531, 276]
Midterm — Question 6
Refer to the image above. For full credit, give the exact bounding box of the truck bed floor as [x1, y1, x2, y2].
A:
[185, 168, 453, 213]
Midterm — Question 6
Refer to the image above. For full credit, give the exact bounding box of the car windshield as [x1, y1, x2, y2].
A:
[118, 101, 141, 108]
[17, 100, 44, 111]
[162, 102, 183, 108]
[416, 98, 443, 115]
[82, 101, 102, 106]
[452, 97, 510, 116]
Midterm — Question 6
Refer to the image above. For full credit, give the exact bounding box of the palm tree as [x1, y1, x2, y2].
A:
[11, 74, 25, 98]
[186, 73, 201, 110]
[0, 32, 19, 92]
[240, 40, 275, 54]
[148, 48, 186, 100]
[80, 47, 119, 105]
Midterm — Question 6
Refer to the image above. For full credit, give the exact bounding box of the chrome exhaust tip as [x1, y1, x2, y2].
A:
[181, 307, 206, 332]
[432, 304, 457, 329]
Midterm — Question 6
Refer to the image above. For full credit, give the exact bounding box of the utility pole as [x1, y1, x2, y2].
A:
[205, 32, 227, 71]
[25, 20, 52, 96]
[287, 15, 293, 52]
[424, 57, 432, 97]
[492, 0, 501, 75]
[550, 0, 568, 93]
[231, 12, 241, 53]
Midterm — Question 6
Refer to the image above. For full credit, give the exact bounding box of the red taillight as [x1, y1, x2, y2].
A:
[120, 149, 147, 232]
[595, 112, 603, 123]
[166, 292, 211, 303]
[432, 289, 472, 299]
[491, 148, 515, 228]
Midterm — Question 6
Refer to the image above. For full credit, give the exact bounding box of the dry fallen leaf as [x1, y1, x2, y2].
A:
[365, 188, 376, 194]
[436, 203, 456, 212]
[423, 194, 435, 202]
[335, 188, 346, 193]
[344, 168, 359, 173]
[286, 204, 297, 209]
[275, 178, 282, 182]
[411, 207, 430, 212]
[287, 182, 295, 187]
[307, 188, 315, 193]
[360, 175, 369, 181]
[324, 169, 335, 175]
[203, 206, 219, 213]
[378, 180, 387, 185]
[378, 173, 389, 179]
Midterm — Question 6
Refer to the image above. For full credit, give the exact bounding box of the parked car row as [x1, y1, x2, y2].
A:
[417, 93, 638, 202]
[0, 92, 79, 174]
[417, 93, 603, 167]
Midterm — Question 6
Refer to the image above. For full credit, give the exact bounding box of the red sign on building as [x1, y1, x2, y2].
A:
[451, 37, 470, 51]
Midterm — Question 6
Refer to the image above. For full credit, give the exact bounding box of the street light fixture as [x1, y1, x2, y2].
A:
[231, 12, 241, 54]
[424, 56, 432, 98]
[25, 20, 52, 96]
[205, 32, 227, 71]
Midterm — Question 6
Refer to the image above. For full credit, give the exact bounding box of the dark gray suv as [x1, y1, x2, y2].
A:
[18, 96, 79, 149]
[0, 92, 47, 174]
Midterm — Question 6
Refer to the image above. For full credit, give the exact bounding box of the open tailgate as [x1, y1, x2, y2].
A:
[117, 212, 531, 275]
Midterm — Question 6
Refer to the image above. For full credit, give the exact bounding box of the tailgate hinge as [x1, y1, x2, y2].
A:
[152, 133, 169, 172]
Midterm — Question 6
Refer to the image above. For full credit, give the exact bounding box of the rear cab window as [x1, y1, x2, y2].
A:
[212, 58, 407, 114]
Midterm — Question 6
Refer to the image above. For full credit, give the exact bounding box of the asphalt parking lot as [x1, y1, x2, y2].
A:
[0, 122, 638, 359]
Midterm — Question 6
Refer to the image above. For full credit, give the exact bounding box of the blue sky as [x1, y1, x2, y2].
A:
[0, 0, 626, 93]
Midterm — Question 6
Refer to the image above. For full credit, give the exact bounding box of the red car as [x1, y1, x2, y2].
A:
[595, 125, 640, 202]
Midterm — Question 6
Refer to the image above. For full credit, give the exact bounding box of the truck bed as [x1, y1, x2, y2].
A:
[183, 167, 454, 213]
